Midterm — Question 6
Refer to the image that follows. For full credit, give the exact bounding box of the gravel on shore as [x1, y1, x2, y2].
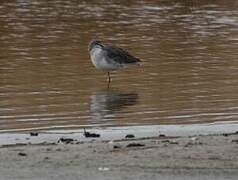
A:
[0, 131, 238, 180]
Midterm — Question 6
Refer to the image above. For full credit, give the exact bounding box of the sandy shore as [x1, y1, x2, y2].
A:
[0, 129, 238, 180]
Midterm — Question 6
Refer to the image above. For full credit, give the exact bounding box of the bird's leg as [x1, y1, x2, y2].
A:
[107, 80, 110, 89]
[107, 72, 111, 83]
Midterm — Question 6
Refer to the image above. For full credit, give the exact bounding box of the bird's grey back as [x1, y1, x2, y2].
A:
[89, 39, 141, 65]
[104, 45, 141, 65]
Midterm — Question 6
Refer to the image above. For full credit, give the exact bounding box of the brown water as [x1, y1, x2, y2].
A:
[1, 0, 238, 132]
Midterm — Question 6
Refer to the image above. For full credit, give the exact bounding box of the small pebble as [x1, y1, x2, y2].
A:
[191, 137, 198, 141]
[18, 152, 27, 156]
[125, 134, 135, 139]
[84, 128, 100, 138]
[58, 137, 75, 144]
[231, 139, 238, 143]
[223, 133, 229, 137]
[126, 143, 145, 147]
[108, 141, 121, 150]
[98, 167, 110, 171]
[113, 145, 121, 149]
[30, 132, 38, 136]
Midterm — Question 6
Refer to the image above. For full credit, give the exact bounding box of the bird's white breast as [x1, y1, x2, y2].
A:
[90, 47, 120, 71]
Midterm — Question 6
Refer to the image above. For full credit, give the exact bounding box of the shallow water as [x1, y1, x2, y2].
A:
[1, 0, 238, 132]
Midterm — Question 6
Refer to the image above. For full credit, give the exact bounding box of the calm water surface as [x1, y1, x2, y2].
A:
[1, 0, 238, 132]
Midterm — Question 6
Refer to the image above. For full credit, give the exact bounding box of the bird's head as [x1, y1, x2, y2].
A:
[88, 39, 104, 51]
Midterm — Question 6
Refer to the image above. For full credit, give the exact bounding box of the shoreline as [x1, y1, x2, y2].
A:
[0, 123, 238, 180]
[0, 122, 238, 146]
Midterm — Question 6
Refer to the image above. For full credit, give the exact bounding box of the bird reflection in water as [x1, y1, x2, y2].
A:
[90, 89, 139, 122]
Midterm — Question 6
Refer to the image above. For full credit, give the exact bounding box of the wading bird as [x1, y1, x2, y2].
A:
[88, 39, 141, 83]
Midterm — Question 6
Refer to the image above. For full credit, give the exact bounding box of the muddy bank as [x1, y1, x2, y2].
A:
[0, 130, 238, 180]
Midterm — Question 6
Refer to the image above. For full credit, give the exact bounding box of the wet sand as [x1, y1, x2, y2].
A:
[0, 130, 238, 180]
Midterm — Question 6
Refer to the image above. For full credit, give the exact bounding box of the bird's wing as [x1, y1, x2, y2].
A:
[104, 46, 141, 64]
